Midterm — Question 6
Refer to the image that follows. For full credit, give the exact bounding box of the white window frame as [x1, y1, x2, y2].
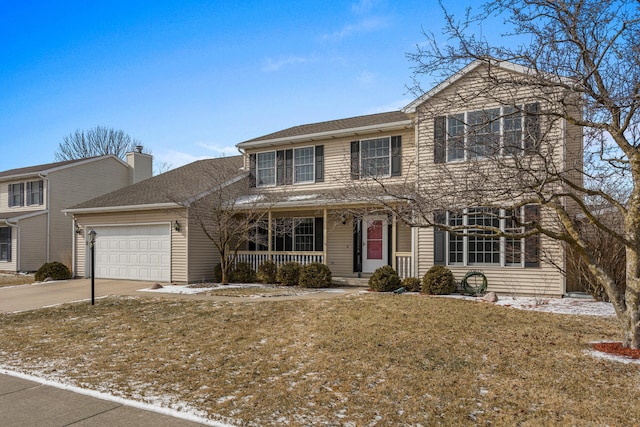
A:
[360, 137, 391, 178]
[8, 183, 23, 207]
[293, 146, 315, 184]
[293, 217, 315, 251]
[256, 151, 276, 187]
[445, 208, 525, 267]
[445, 106, 526, 162]
[0, 227, 10, 262]
[26, 180, 43, 206]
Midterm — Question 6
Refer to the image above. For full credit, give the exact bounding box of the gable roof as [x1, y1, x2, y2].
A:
[64, 156, 245, 213]
[237, 111, 412, 149]
[402, 59, 539, 113]
[0, 156, 124, 181]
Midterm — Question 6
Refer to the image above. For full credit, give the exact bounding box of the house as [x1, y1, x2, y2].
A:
[63, 156, 245, 283]
[0, 149, 152, 273]
[64, 59, 582, 296]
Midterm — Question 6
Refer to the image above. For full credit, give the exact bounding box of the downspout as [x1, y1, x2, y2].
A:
[3, 219, 20, 271]
[66, 213, 77, 277]
[38, 173, 50, 262]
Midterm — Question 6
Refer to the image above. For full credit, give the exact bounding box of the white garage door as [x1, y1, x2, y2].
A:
[92, 224, 171, 282]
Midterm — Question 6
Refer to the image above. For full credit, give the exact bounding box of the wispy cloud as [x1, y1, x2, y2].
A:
[357, 71, 377, 85]
[197, 141, 239, 156]
[364, 98, 413, 114]
[321, 16, 389, 42]
[351, 0, 377, 15]
[262, 55, 314, 72]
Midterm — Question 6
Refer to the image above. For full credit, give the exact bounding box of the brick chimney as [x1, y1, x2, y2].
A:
[126, 145, 153, 183]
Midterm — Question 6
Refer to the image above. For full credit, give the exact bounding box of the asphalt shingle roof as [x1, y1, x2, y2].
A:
[67, 156, 245, 210]
[239, 111, 410, 144]
[0, 158, 101, 180]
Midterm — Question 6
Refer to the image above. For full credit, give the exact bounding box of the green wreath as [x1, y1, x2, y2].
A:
[461, 270, 488, 296]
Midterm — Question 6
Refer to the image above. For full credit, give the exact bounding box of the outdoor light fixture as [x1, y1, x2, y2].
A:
[88, 230, 97, 305]
[75, 223, 84, 235]
[173, 220, 181, 232]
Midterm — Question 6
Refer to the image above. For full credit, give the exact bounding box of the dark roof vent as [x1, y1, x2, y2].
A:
[135, 145, 143, 153]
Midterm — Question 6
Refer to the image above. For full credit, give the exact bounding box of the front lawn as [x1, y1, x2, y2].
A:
[0, 273, 34, 288]
[0, 294, 632, 426]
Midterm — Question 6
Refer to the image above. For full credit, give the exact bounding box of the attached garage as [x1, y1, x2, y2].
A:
[90, 224, 171, 282]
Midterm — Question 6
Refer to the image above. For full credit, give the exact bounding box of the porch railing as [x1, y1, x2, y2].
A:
[235, 251, 324, 271]
[395, 252, 413, 279]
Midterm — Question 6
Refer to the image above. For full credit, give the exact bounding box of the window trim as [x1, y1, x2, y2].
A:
[8, 183, 24, 208]
[360, 136, 392, 178]
[26, 180, 44, 206]
[0, 227, 11, 262]
[443, 208, 527, 268]
[443, 105, 532, 162]
[293, 146, 315, 184]
[256, 151, 276, 187]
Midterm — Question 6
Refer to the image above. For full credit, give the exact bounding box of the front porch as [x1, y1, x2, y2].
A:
[235, 208, 415, 279]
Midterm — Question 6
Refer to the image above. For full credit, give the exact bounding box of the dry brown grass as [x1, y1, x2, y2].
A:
[0, 293, 634, 426]
[0, 273, 34, 288]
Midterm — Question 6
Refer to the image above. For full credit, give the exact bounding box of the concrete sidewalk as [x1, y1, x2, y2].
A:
[0, 371, 209, 426]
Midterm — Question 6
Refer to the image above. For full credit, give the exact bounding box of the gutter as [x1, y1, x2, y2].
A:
[62, 202, 182, 215]
[39, 173, 50, 262]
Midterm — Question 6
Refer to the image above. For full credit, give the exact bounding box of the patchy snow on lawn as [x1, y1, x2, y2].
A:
[139, 283, 263, 294]
[495, 296, 616, 317]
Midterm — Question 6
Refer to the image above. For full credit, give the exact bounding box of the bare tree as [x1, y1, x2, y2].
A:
[342, 0, 640, 347]
[55, 126, 140, 161]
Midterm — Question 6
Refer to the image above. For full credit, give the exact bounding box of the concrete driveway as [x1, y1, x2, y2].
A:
[0, 279, 157, 313]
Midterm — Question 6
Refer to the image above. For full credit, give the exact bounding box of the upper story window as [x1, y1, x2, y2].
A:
[250, 146, 324, 187]
[0, 227, 10, 262]
[434, 103, 540, 163]
[26, 180, 44, 206]
[8, 183, 24, 207]
[256, 152, 276, 187]
[351, 136, 402, 180]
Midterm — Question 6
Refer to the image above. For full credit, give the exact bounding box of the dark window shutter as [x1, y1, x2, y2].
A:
[524, 205, 540, 267]
[276, 150, 285, 185]
[38, 180, 44, 205]
[314, 217, 323, 252]
[353, 219, 362, 272]
[524, 103, 540, 153]
[315, 145, 324, 182]
[391, 136, 402, 176]
[18, 183, 24, 207]
[249, 154, 256, 187]
[387, 220, 393, 266]
[433, 211, 447, 265]
[434, 116, 446, 164]
[350, 141, 360, 180]
[25, 182, 32, 206]
[285, 149, 293, 184]
[7, 184, 12, 207]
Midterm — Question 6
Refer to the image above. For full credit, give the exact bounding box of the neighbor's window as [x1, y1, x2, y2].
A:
[361, 137, 390, 177]
[256, 152, 276, 187]
[0, 227, 10, 261]
[294, 147, 315, 184]
[26, 180, 44, 206]
[8, 183, 24, 207]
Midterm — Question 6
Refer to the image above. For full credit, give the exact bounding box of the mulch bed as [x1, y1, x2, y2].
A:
[593, 342, 640, 359]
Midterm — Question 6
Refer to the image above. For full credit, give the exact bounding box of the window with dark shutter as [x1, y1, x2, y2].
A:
[314, 217, 323, 252]
[276, 150, 285, 185]
[0, 227, 10, 261]
[315, 145, 324, 182]
[391, 136, 402, 176]
[524, 103, 540, 153]
[285, 149, 293, 184]
[524, 205, 541, 267]
[434, 116, 446, 164]
[433, 211, 446, 265]
[249, 154, 256, 188]
[350, 141, 360, 180]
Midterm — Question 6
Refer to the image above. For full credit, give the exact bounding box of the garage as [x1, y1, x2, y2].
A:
[90, 224, 171, 282]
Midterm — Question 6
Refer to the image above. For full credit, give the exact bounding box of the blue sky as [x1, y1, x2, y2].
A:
[0, 0, 489, 171]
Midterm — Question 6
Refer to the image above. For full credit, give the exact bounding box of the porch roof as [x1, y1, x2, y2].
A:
[0, 210, 47, 223]
[234, 190, 406, 210]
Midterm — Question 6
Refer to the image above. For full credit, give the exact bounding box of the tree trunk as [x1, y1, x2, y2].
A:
[623, 249, 640, 348]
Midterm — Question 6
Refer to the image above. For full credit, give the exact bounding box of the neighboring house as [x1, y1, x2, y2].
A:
[0, 150, 152, 273]
[63, 156, 245, 283]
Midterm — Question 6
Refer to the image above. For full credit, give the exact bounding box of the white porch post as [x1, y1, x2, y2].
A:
[323, 208, 328, 265]
[267, 211, 272, 262]
[391, 213, 397, 270]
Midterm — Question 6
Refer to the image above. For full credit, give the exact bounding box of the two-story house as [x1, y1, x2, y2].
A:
[0, 149, 152, 273]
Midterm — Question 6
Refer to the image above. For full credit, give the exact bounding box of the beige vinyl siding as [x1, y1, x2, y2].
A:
[18, 214, 48, 271]
[187, 212, 220, 283]
[0, 179, 47, 213]
[48, 157, 131, 265]
[244, 127, 415, 193]
[73, 208, 187, 282]
[396, 221, 411, 253]
[325, 217, 354, 276]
